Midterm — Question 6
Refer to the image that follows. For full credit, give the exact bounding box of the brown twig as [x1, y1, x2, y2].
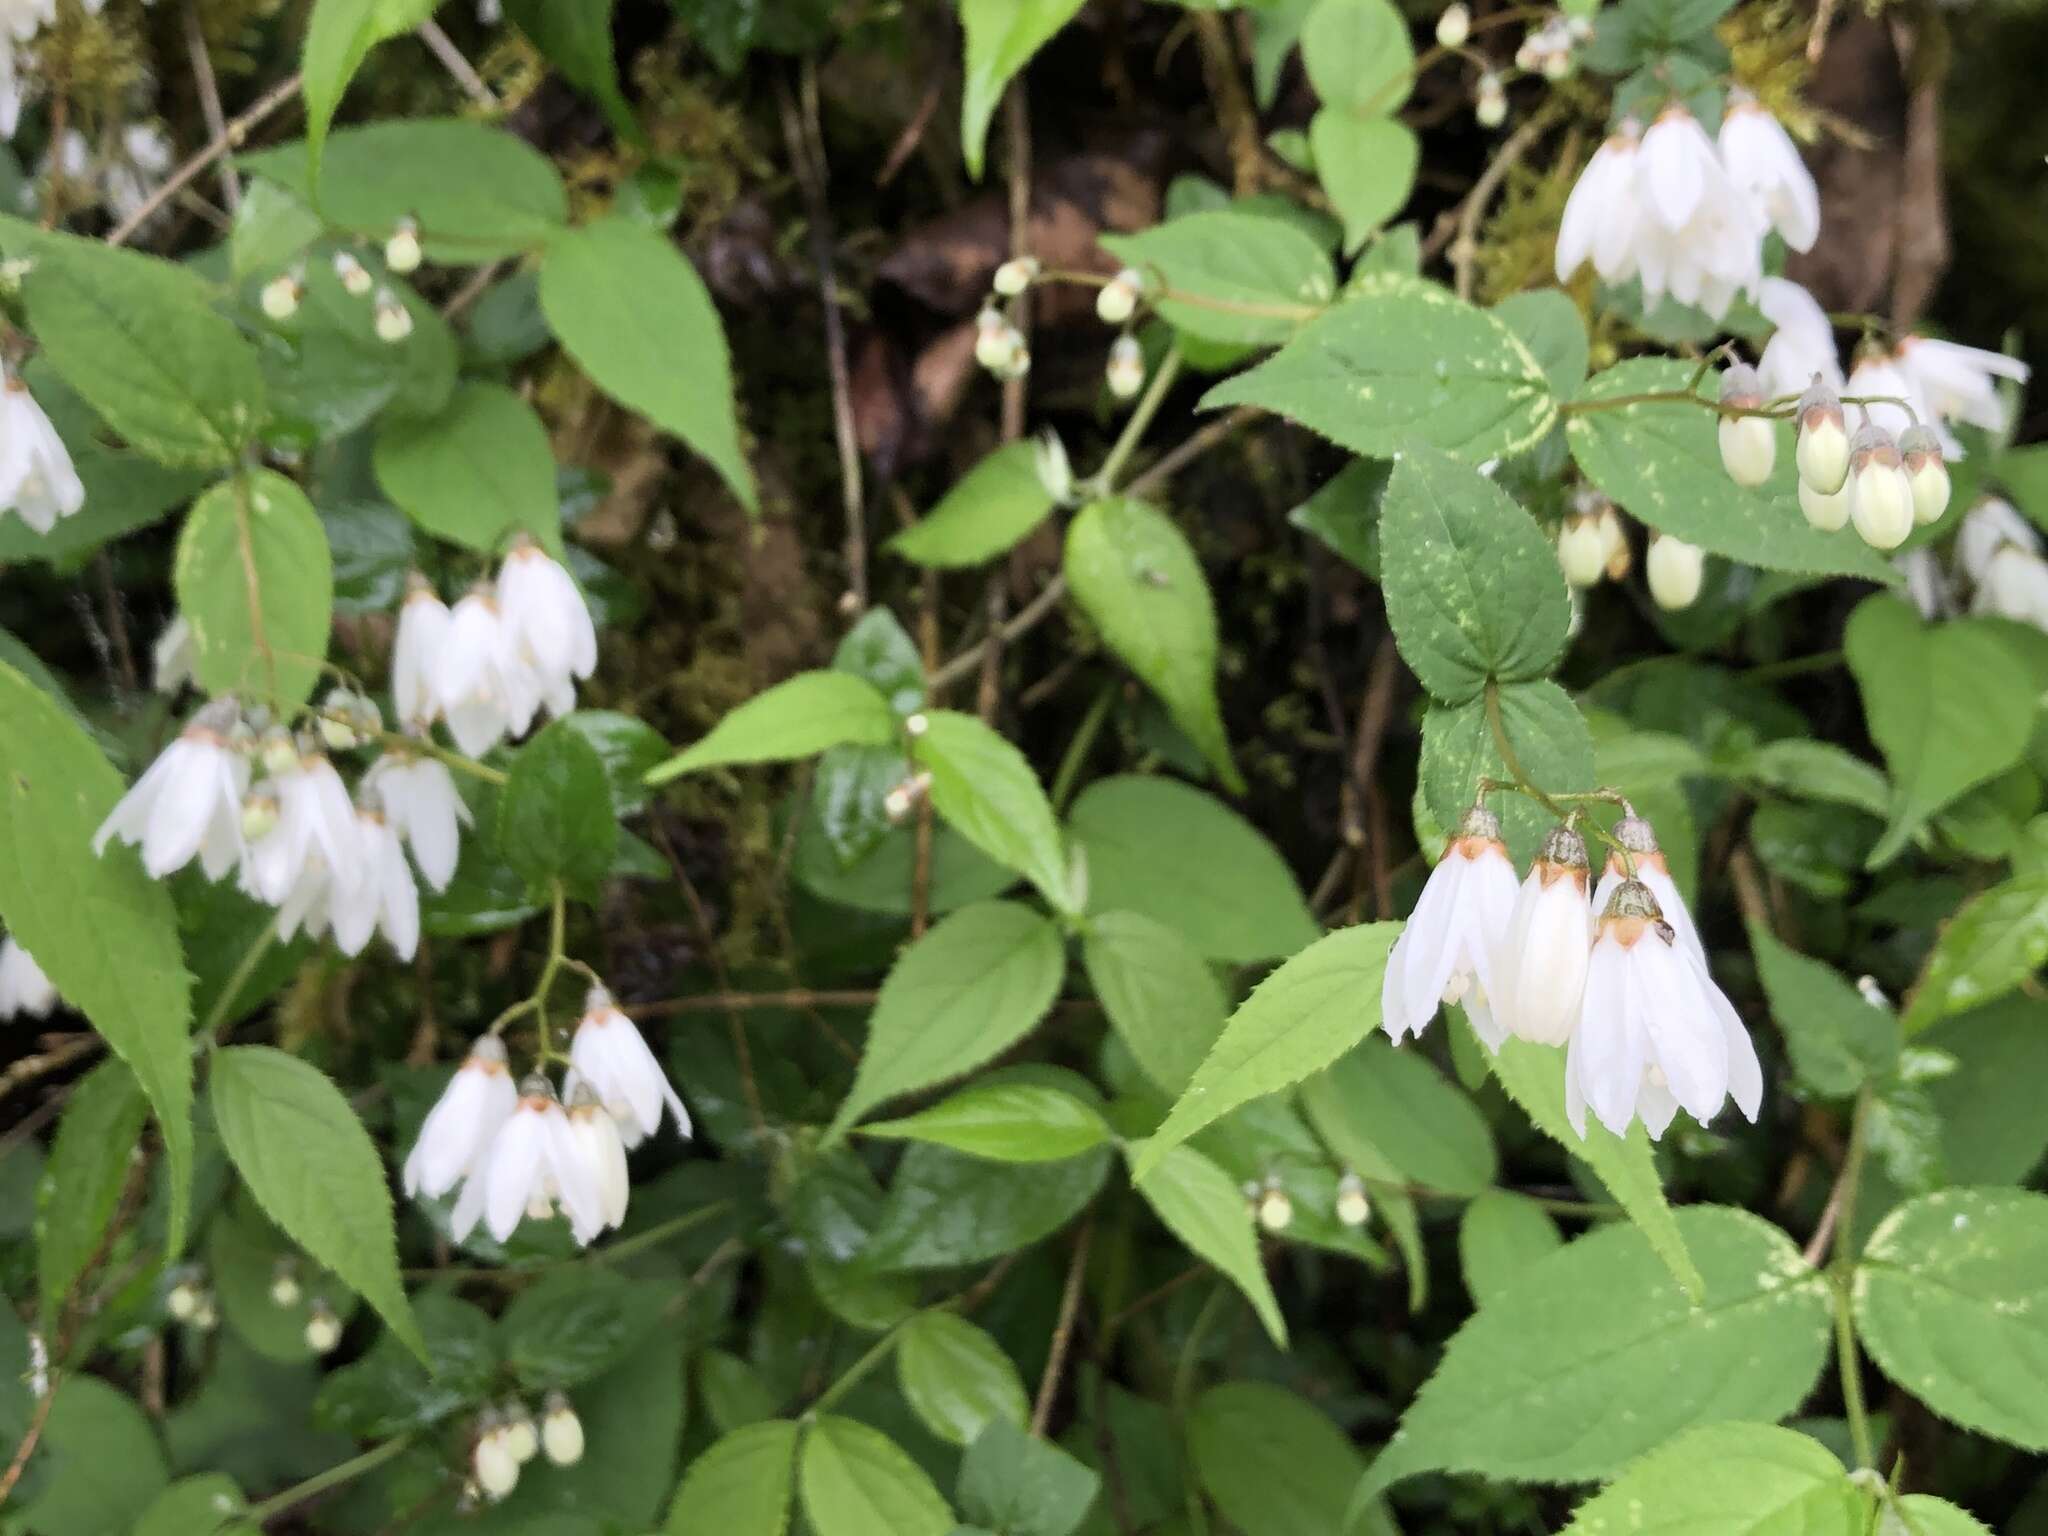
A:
[183, 0, 240, 212]
[107, 73, 303, 247]
[0, 1033, 102, 1104]
[0, 1374, 56, 1505]
[931, 575, 1067, 694]
[1450, 102, 1561, 301]
[439, 259, 505, 321]
[416, 20, 497, 108]
[877, 75, 945, 188]
[629, 987, 880, 1017]
[1191, 12, 1264, 197]
[94, 553, 139, 693]
[1122, 407, 1258, 500]
[1030, 1222, 1094, 1436]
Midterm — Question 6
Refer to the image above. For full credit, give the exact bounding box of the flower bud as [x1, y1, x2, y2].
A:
[1475, 73, 1507, 127]
[996, 342, 1032, 381]
[1647, 533, 1705, 610]
[1335, 1171, 1371, 1228]
[166, 1280, 202, 1322]
[259, 726, 300, 778]
[1899, 424, 1950, 526]
[384, 217, 422, 275]
[318, 687, 370, 752]
[1795, 376, 1849, 495]
[304, 1301, 341, 1355]
[260, 273, 302, 321]
[904, 712, 930, 739]
[240, 792, 280, 844]
[473, 1425, 520, 1502]
[1798, 476, 1849, 532]
[1716, 364, 1775, 488]
[1096, 268, 1143, 325]
[992, 256, 1038, 297]
[191, 1293, 219, 1332]
[333, 250, 373, 298]
[973, 323, 1016, 374]
[374, 291, 414, 344]
[269, 1261, 301, 1308]
[1106, 334, 1145, 400]
[1597, 506, 1631, 580]
[1256, 1178, 1294, 1232]
[502, 1401, 539, 1464]
[542, 1391, 585, 1467]
[1846, 423, 1914, 550]
[1435, 3, 1470, 46]
[975, 304, 1003, 335]
[1556, 513, 1606, 588]
[1034, 429, 1074, 502]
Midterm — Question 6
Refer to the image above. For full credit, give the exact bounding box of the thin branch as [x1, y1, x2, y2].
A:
[930, 575, 1067, 693]
[416, 20, 498, 108]
[629, 987, 880, 1017]
[440, 258, 506, 321]
[1450, 102, 1561, 301]
[107, 72, 303, 247]
[183, 0, 240, 212]
[1030, 1222, 1093, 1436]
[1122, 406, 1258, 499]
[0, 1033, 102, 1104]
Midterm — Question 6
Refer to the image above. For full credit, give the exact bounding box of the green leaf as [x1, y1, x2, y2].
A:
[1082, 909, 1228, 1095]
[1457, 1190, 1562, 1307]
[2, 220, 266, 467]
[799, 1415, 954, 1536]
[134, 1475, 257, 1536]
[1889, 1496, 1995, 1536]
[1300, 0, 1415, 113]
[1566, 359, 1901, 580]
[257, 247, 458, 438]
[1065, 497, 1241, 791]
[958, 0, 1089, 178]
[210, 1195, 359, 1364]
[1380, 445, 1570, 705]
[1309, 112, 1418, 253]
[505, 0, 639, 139]
[1188, 1382, 1377, 1536]
[519, 1329, 687, 1527]
[1494, 289, 1590, 400]
[539, 215, 755, 511]
[372, 381, 561, 553]
[861, 1081, 1108, 1162]
[1854, 1187, 2048, 1450]
[1482, 1030, 1701, 1298]
[36, 1059, 147, 1324]
[1202, 275, 1556, 463]
[13, 1375, 169, 1536]
[312, 1290, 496, 1437]
[298, 0, 431, 188]
[229, 177, 324, 284]
[1905, 872, 2048, 1030]
[0, 660, 194, 1252]
[246, 118, 568, 259]
[1288, 458, 1388, 578]
[957, 1421, 1100, 1536]
[1132, 923, 1402, 1180]
[889, 439, 1057, 568]
[699, 1350, 779, 1434]
[1357, 1207, 1830, 1496]
[208, 1045, 427, 1363]
[499, 1268, 668, 1389]
[1067, 774, 1315, 963]
[913, 709, 1078, 913]
[1749, 925, 1901, 1097]
[666, 1421, 801, 1536]
[556, 710, 671, 818]
[1420, 680, 1596, 865]
[498, 716, 621, 895]
[648, 671, 898, 783]
[1300, 1037, 1496, 1196]
[863, 1141, 1112, 1271]
[1558, 1423, 1864, 1536]
[1127, 1141, 1288, 1345]
[896, 1311, 1030, 1447]
[174, 470, 334, 709]
[1743, 738, 1891, 817]
[1099, 211, 1335, 347]
[825, 900, 1067, 1140]
[1845, 597, 2037, 867]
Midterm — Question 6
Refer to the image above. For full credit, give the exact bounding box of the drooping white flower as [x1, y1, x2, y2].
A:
[1566, 878, 1762, 1140]
[1956, 496, 2039, 585]
[1845, 422, 1914, 551]
[1894, 548, 1952, 622]
[404, 1035, 518, 1200]
[1491, 822, 1594, 1047]
[0, 935, 57, 1018]
[1896, 334, 2030, 440]
[436, 590, 538, 759]
[1846, 352, 1939, 451]
[1716, 91, 1819, 252]
[373, 290, 413, 344]
[1096, 268, 1143, 325]
[94, 702, 250, 880]
[991, 256, 1037, 297]
[1334, 1170, 1371, 1228]
[565, 1079, 630, 1232]
[328, 806, 419, 960]
[1716, 363, 1775, 487]
[569, 987, 691, 1146]
[1381, 804, 1518, 1049]
[152, 616, 196, 696]
[1436, 2, 1470, 45]
[1633, 105, 1763, 318]
[1474, 71, 1507, 128]
[393, 575, 450, 729]
[1554, 121, 1643, 289]
[1756, 277, 1843, 400]
[239, 749, 362, 908]
[363, 750, 471, 892]
[1794, 375, 1850, 495]
[0, 369, 85, 533]
[451, 1078, 607, 1246]
[103, 123, 172, 227]
[1591, 816, 1702, 966]
[497, 538, 595, 701]
[1973, 544, 2048, 628]
[1646, 534, 1704, 610]
[541, 1392, 585, 1467]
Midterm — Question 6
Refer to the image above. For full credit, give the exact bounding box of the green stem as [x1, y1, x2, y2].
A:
[1828, 1088, 1877, 1468]
[1088, 344, 1185, 496]
[1050, 679, 1118, 813]
[1834, 1278, 1876, 1470]
[1173, 1283, 1230, 1536]
[809, 1317, 913, 1416]
[373, 727, 507, 786]
[531, 880, 571, 1063]
[238, 1434, 412, 1525]
[1742, 649, 1844, 684]
[199, 925, 278, 1044]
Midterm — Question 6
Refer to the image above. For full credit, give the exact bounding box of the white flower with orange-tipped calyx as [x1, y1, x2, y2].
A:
[363, 749, 471, 892]
[1491, 822, 1594, 1047]
[1845, 422, 1914, 551]
[1795, 375, 1850, 495]
[1756, 278, 1842, 401]
[404, 1035, 517, 1200]
[1717, 363, 1775, 488]
[1381, 804, 1518, 1049]
[451, 1077, 607, 1246]
[1716, 90, 1818, 253]
[1591, 815, 1701, 967]
[569, 987, 691, 1147]
[1896, 334, 2029, 441]
[94, 699, 251, 880]
[0, 368, 84, 533]
[1899, 424, 1951, 526]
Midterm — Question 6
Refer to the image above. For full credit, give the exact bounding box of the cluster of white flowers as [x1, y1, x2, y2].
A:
[259, 239, 416, 344]
[395, 540, 597, 756]
[0, 933, 56, 1018]
[41, 124, 172, 227]
[1892, 497, 2048, 627]
[468, 1392, 584, 1503]
[977, 254, 1156, 403]
[1383, 805, 1761, 1139]
[0, 0, 106, 140]
[1556, 92, 1816, 321]
[404, 990, 689, 1251]
[1554, 490, 1706, 612]
[0, 367, 85, 534]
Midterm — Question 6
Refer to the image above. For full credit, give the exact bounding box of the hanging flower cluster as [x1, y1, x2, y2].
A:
[1383, 805, 1762, 1140]
[1893, 497, 2048, 627]
[0, 367, 84, 534]
[1554, 489, 1706, 612]
[404, 989, 690, 1251]
[468, 1392, 584, 1504]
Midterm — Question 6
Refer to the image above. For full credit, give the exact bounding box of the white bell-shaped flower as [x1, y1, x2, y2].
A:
[1845, 423, 1914, 551]
[1896, 334, 2030, 439]
[1794, 376, 1850, 495]
[1898, 424, 1950, 526]
[239, 750, 362, 907]
[153, 616, 196, 696]
[497, 538, 596, 686]
[565, 1078, 630, 1232]
[1591, 816, 1702, 966]
[1381, 804, 1518, 1049]
[404, 1035, 518, 1200]
[0, 936, 57, 1019]
[1716, 363, 1775, 487]
[0, 370, 85, 533]
[1633, 105, 1762, 319]
[541, 1392, 585, 1467]
[1491, 822, 1594, 1047]
[94, 702, 251, 880]
[1894, 548, 1952, 622]
[1566, 878, 1762, 1139]
[1646, 534, 1704, 610]
[1846, 353, 1940, 452]
[436, 590, 540, 759]
[393, 576, 451, 730]
[451, 1077, 607, 1246]
[1972, 544, 2048, 628]
[569, 987, 691, 1146]
[1554, 121, 1643, 289]
[363, 749, 471, 892]
[1716, 91, 1819, 252]
[1756, 278, 1843, 399]
[1955, 497, 2038, 585]
[328, 805, 419, 960]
